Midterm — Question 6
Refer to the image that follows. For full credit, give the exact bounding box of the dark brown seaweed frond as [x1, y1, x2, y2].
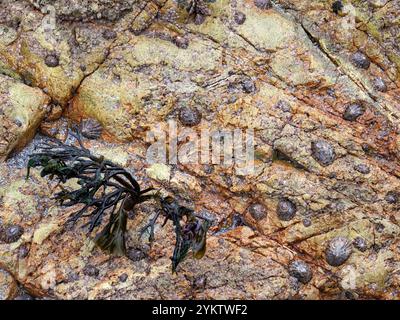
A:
[27, 131, 212, 272]
[141, 196, 212, 273]
[27, 132, 151, 256]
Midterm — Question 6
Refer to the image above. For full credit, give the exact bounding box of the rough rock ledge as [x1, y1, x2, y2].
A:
[0, 0, 399, 300]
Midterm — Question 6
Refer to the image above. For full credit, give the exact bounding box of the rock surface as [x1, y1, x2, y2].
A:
[0, 0, 399, 300]
[0, 74, 49, 161]
[0, 268, 17, 300]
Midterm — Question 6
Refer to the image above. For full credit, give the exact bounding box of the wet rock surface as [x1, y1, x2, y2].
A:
[0, 0, 399, 300]
[0, 75, 50, 161]
[0, 269, 17, 300]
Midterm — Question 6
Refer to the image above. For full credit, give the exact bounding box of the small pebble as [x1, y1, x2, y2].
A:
[83, 265, 99, 277]
[325, 237, 352, 267]
[385, 191, 399, 204]
[343, 103, 365, 121]
[248, 203, 267, 221]
[179, 107, 202, 126]
[103, 29, 117, 40]
[68, 272, 80, 282]
[234, 11, 246, 25]
[353, 236, 368, 252]
[232, 214, 245, 227]
[203, 164, 214, 174]
[311, 140, 336, 166]
[277, 198, 297, 221]
[227, 95, 237, 104]
[303, 218, 312, 227]
[328, 172, 337, 179]
[118, 273, 128, 282]
[127, 248, 147, 261]
[373, 77, 387, 92]
[242, 79, 256, 93]
[351, 51, 370, 69]
[44, 54, 59, 68]
[174, 36, 189, 49]
[288, 260, 313, 284]
[254, 0, 272, 10]
[354, 164, 370, 174]
[372, 243, 382, 252]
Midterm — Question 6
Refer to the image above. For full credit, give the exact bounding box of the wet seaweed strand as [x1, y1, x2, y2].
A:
[26, 130, 211, 272]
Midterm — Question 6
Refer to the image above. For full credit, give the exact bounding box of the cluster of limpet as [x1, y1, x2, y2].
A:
[287, 235, 366, 288]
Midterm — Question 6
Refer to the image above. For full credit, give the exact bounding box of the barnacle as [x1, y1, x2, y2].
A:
[178, 107, 202, 126]
[325, 237, 352, 267]
[385, 191, 399, 204]
[26, 130, 211, 272]
[44, 54, 59, 68]
[248, 203, 266, 221]
[373, 77, 387, 92]
[311, 140, 336, 166]
[288, 260, 312, 284]
[277, 198, 296, 221]
[80, 118, 103, 140]
[351, 51, 371, 69]
[343, 102, 366, 121]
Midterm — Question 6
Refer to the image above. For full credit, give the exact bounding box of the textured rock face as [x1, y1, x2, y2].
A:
[28, 0, 139, 22]
[0, 0, 400, 300]
[0, 268, 17, 300]
[0, 75, 49, 161]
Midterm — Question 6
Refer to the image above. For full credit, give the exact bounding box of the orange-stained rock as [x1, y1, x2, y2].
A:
[0, 0, 399, 300]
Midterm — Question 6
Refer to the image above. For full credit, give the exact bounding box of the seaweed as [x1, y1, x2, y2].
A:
[178, 0, 213, 24]
[141, 196, 211, 272]
[27, 131, 211, 272]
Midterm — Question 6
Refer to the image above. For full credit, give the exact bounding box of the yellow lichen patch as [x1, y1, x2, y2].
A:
[146, 163, 171, 182]
[33, 222, 60, 245]
[0, 75, 49, 160]
[0, 178, 40, 223]
[92, 145, 130, 167]
[235, 8, 296, 52]
[125, 36, 222, 72]
[170, 171, 202, 196]
[70, 71, 142, 141]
